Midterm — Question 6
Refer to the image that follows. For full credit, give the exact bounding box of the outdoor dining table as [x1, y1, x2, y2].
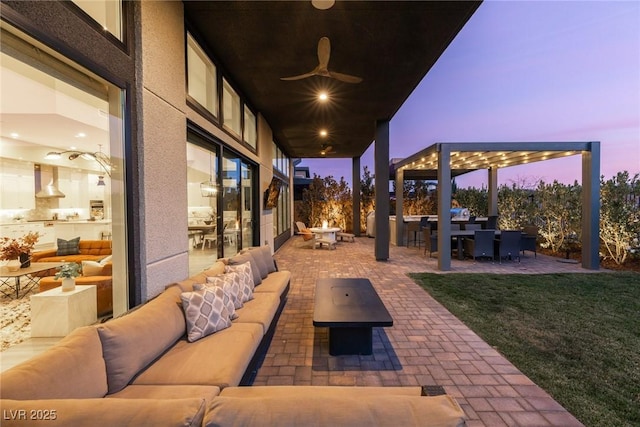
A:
[449, 229, 501, 260]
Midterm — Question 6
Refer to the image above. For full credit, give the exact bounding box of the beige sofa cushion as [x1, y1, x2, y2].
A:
[233, 292, 280, 334]
[204, 394, 466, 427]
[220, 385, 422, 398]
[0, 326, 106, 400]
[132, 322, 263, 389]
[97, 285, 186, 394]
[0, 398, 206, 427]
[253, 270, 291, 295]
[107, 384, 220, 403]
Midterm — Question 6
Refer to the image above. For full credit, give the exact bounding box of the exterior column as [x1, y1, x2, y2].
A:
[488, 167, 498, 216]
[352, 156, 361, 236]
[395, 167, 404, 246]
[437, 145, 451, 271]
[582, 142, 600, 270]
[374, 120, 390, 261]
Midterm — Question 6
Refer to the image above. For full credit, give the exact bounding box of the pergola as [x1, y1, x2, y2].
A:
[388, 141, 600, 271]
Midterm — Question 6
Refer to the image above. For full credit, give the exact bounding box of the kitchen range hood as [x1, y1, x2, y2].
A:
[35, 164, 66, 198]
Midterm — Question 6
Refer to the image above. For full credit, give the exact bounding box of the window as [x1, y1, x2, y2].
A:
[1, 25, 127, 318]
[187, 34, 217, 117]
[243, 105, 256, 149]
[222, 78, 241, 136]
[273, 181, 290, 238]
[71, 0, 123, 41]
[272, 142, 290, 178]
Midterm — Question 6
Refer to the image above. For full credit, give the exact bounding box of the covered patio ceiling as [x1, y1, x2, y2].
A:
[184, 1, 481, 159]
[390, 142, 587, 181]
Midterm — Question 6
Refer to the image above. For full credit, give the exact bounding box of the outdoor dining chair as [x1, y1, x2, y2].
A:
[521, 225, 538, 257]
[423, 229, 438, 258]
[463, 229, 495, 261]
[496, 230, 521, 263]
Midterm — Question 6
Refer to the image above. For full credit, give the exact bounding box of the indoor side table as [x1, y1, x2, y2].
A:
[31, 285, 97, 337]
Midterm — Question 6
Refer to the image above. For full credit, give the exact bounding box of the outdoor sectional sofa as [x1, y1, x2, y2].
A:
[0, 246, 466, 427]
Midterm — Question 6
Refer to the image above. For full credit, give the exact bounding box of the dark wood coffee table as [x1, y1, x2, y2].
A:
[313, 278, 393, 356]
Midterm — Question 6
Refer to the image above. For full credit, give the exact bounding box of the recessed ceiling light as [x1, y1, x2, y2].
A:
[319, 129, 328, 137]
[70, 146, 77, 150]
[312, 0, 335, 10]
[10, 132, 19, 138]
[318, 92, 329, 102]
[75, 132, 86, 138]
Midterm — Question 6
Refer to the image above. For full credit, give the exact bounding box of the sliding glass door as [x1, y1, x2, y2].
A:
[222, 152, 255, 256]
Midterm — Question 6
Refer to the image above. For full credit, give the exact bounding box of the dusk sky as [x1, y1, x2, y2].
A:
[299, 0, 640, 189]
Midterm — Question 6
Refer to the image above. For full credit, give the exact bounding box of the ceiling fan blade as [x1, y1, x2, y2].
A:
[317, 37, 331, 69]
[328, 71, 363, 84]
[280, 70, 318, 81]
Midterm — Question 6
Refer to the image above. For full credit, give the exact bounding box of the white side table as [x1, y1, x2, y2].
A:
[31, 285, 97, 337]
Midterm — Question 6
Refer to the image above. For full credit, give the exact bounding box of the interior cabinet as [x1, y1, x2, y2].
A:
[57, 169, 84, 209]
[0, 160, 35, 210]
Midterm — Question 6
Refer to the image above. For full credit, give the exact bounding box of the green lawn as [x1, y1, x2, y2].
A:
[409, 272, 640, 427]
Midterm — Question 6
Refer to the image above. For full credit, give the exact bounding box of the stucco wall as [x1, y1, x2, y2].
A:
[137, 0, 188, 299]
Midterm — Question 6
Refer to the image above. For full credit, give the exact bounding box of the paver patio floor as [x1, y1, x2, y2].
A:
[254, 236, 592, 426]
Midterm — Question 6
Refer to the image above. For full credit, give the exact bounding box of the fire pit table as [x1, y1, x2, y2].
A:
[313, 278, 393, 356]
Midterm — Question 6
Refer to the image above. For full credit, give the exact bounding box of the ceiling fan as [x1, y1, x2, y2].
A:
[319, 144, 334, 156]
[281, 37, 363, 84]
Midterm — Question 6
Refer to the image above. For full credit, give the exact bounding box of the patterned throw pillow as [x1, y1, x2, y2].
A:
[224, 262, 254, 303]
[57, 237, 81, 256]
[206, 272, 243, 310]
[193, 281, 238, 321]
[180, 287, 232, 342]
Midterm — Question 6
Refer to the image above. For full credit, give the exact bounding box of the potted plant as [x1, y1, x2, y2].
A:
[0, 231, 40, 271]
[55, 262, 81, 292]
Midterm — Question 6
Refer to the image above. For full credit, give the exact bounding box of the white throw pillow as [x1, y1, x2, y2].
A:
[82, 260, 104, 277]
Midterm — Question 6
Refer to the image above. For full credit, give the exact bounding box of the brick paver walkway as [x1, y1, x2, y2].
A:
[254, 236, 594, 426]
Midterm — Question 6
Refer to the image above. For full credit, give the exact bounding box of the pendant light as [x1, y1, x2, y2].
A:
[200, 153, 217, 197]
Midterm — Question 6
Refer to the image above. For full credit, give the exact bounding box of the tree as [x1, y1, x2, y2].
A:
[536, 180, 582, 253]
[360, 166, 375, 231]
[600, 172, 640, 264]
[497, 183, 537, 230]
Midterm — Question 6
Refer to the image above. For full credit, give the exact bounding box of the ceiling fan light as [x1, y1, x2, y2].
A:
[44, 152, 62, 160]
[312, 0, 334, 10]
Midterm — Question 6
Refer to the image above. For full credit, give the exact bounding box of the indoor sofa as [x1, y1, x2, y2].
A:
[31, 239, 112, 264]
[0, 246, 466, 427]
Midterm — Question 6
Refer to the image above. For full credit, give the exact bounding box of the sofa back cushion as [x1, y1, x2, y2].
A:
[79, 240, 112, 256]
[204, 394, 466, 427]
[0, 398, 206, 427]
[97, 285, 186, 394]
[247, 246, 277, 274]
[0, 326, 107, 399]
